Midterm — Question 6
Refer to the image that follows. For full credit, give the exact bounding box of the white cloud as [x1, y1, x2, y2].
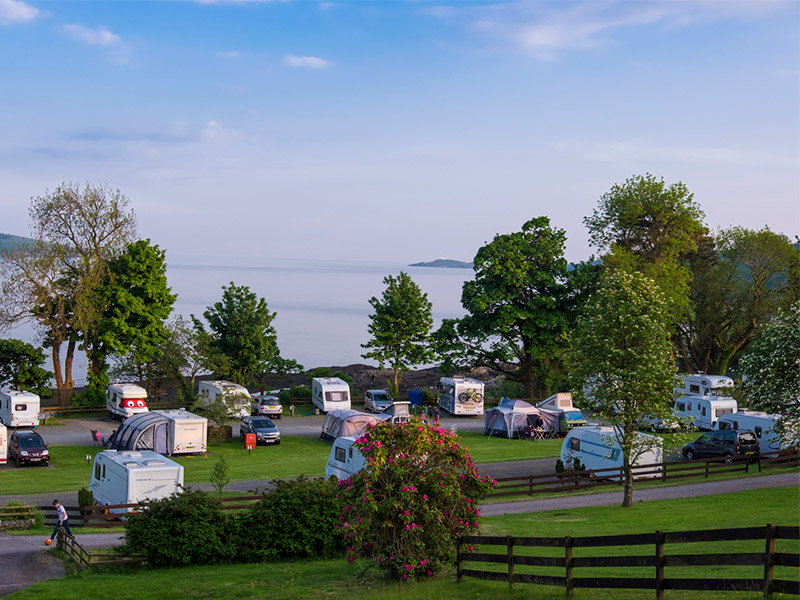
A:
[201, 120, 242, 141]
[63, 24, 121, 46]
[0, 0, 39, 25]
[284, 54, 331, 69]
[553, 138, 799, 169]
[216, 50, 240, 59]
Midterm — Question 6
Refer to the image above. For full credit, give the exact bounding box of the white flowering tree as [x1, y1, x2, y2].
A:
[570, 270, 675, 507]
[738, 302, 800, 448]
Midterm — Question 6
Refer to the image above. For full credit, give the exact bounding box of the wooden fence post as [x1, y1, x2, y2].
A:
[565, 535, 574, 598]
[763, 523, 777, 598]
[456, 537, 463, 584]
[507, 536, 515, 590]
[655, 530, 665, 600]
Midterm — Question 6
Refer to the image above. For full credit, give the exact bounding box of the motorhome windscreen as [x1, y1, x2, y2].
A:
[710, 388, 733, 397]
[564, 412, 583, 421]
[325, 392, 347, 402]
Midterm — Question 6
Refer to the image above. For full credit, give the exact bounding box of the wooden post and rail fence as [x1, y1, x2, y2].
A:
[456, 524, 800, 598]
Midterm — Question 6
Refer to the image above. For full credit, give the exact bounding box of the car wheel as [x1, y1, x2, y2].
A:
[685, 449, 696, 461]
[723, 452, 734, 464]
[15, 455, 21, 468]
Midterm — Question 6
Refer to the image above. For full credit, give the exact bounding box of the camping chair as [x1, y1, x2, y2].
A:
[90, 430, 104, 447]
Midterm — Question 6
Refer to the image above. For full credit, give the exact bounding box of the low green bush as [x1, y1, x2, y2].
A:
[123, 488, 234, 566]
[279, 385, 311, 403]
[236, 476, 345, 562]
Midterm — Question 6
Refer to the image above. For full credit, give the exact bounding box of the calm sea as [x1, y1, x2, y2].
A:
[10, 256, 474, 384]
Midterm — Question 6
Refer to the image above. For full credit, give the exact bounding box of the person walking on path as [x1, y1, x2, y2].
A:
[48, 499, 73, 543]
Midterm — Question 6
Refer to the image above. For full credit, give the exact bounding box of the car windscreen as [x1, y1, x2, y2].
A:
[19, 436, 43, 448]
[564, 412, 584, 421]
[252, 419, 275, 429]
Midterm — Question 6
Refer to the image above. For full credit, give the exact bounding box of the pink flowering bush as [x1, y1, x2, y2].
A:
[337, 418, 495, 580]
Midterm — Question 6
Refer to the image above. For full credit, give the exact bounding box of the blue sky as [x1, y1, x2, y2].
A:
[0, 0, 797, 263]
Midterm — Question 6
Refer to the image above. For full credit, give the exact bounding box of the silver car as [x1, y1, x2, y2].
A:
[364, 390, 393, 413]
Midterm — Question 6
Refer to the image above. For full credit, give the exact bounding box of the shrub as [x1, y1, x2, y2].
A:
[337, 419, 495, 580]
[278, 385, 311, 403]
[78, 487, 94, 508]
[123, 489, 233, 566]
[236, 476, 345, 563]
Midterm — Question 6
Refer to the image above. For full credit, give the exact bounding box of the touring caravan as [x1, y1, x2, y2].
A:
[325, 436, 366, 480]
[0, 424, 7, 465]
[716, 411, 784, 453]
[438, 376, 484, 416]
[673, 396, 737, 430]
[109, 410, 207, 456]
[312, 377, 351, 413]
[106, 383, 149, 420]
[536, 392, 587, 434]
[0, 390, 40, 428]
[89, 449, 184, 513]
[560, 425, 662, 480]
[197, 380, 251, 418]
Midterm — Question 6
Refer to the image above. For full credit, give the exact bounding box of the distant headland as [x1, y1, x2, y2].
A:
[409, 258, 473, 269]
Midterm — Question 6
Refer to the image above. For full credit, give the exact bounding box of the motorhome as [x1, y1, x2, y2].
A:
[560, 425, 662, 480]
[536, 392, 587, 434]
[311, 377, 351, 413]
[0, 424, 7, 465]
[0, 390, 40, 428]
[716, 411, 784, 453]
[106, 383, 149, 420]
[197, 380, 251, 418]
[325, 436, 366, 480]
[89, 449, 184, 513]
[438, 376, 484, 416]
[109, 410, 208, 456]
[676, 374, 735, 398]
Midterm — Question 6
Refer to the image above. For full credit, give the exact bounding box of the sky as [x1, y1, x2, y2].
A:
[0, 0, 798, 264]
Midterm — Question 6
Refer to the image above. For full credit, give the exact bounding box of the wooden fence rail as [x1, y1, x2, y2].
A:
[40, 495, 264, 527]
[489, 449, 799, 499]
[457, 524, 800, 599]
[55, 530, 145, 569]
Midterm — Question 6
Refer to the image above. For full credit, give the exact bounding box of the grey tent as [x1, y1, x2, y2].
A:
[484, 398, 558, 439]
[109, 410, 207, 456]
[320, 410, 380, 443]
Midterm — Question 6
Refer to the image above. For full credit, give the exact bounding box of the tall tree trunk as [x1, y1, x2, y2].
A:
[622, 459, 633, 508]
[52, 340, 75, 407]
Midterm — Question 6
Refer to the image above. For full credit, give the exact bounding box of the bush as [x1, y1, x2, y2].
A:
[338, 419, 495, 580]
[123, 489, 234, 566]
[278, 385, 311, 403]
[78, 487, 94, 508]
[236, 476, 345, 563]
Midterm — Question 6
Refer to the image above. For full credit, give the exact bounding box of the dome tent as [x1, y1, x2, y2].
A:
[320, 409, 380, 443]
[484, 398, 558, 439]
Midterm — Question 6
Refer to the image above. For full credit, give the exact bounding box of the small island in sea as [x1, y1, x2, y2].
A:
[409, 258, 473, 269]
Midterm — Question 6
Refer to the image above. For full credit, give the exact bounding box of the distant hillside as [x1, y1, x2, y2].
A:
[0, 233, 34, 252]
[409, 258, 473, 269]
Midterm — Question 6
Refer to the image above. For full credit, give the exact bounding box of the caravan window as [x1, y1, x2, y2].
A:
[676, 402, 685, 412]
[689, 384, 700, 394]
[335, 447, 346, 462]
[687, 403, 692, 412]
[569, 437, 581, 451]
[701, 406, 706, 417]
[94, 463, 101, 480]
[325, 391, 347, 403]
[755, 426, 762, 438]
[716, 408, 734, 418]
[718, 421, 731, 430]
[14, 404, 26, 411]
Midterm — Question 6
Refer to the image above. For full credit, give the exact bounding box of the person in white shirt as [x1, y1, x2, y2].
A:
[49, 499, 73, 542]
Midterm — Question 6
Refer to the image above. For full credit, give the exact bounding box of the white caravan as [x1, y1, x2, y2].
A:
[560, 425, 662, 480]
[0, 390, 40, 428]
[89, 449, 184, 513]
[716, 411, 784, 453]
[312, 377, 351, 413]
[0, 423, 6, 465]
[676, 374, 735, 398]
[106, 383, 149, 420]
[325, 436, 366, 480]
[673, 396, 737, 430]
[438, 376, 484, 416]
[197, 380, 251, 418]
[152, 409, 208, 455]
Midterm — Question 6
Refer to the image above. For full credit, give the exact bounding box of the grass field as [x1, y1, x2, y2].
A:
[8, 485, 798, 600]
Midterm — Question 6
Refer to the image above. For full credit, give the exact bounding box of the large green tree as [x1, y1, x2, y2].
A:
[361, 272, 433, 395]
[570, 270, 675, 507]
[196, 282, 280, 386]
[434, 217, 574, 400]
[738, 301, 800, 448]
[0, 338, 52, 396]
[678, 227, 799, 375]
[584, 174, 706, 328]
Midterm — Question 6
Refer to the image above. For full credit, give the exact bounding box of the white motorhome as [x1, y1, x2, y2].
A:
[716, 411, 784, 453]
[312, 377, 351, 413]
[325, 436, 366, 480]
[560, 425, 662, 480]
[673, 374, 738, 430]
[0, 423, 7, 465]
[89, 449, 184, 513]
[197, 380, 251, 418]
[438, 376, 484, 416]
[0, 390, 40, 428]
[106, 383, 149, 420]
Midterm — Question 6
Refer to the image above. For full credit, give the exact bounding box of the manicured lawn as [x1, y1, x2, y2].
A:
[456, 432, 562, 463]
[9, 486, 798, 600]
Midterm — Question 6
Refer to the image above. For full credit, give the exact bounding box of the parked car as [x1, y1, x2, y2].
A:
[251, 393, 283, 419]
[239, 416, 281, 445]
[364, 390, 393, 413]
[682, 429, 759, 462]
[8, 430, 49, 467]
